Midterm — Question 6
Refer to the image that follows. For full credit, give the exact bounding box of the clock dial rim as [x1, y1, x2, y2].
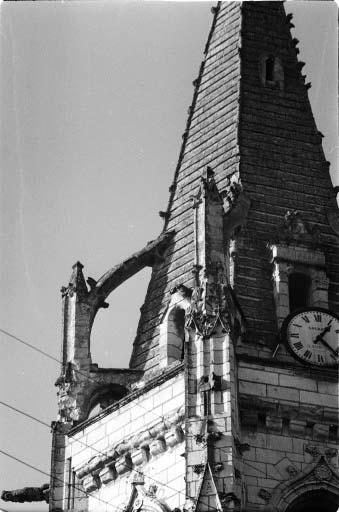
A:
[281, 307, 339, 368]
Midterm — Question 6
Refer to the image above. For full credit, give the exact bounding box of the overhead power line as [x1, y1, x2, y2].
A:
[0, 447, 126, 512]
[0, 400, 224, 512]
[0, 327, 164, 423]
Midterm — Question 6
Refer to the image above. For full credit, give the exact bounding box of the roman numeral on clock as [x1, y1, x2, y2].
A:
[318, 355, 324, 363]
[294, 341, 303, 350]
[303, 350, 312, 360]
[313, 313, 322, 322]
[301, 315, 310, 323]
[290, 333, 299, 338]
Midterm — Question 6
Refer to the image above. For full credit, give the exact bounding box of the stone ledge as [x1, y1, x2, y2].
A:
[74, 407, 185, 486]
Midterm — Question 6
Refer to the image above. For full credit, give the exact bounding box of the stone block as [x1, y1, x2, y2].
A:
[239, 381, 266, 397]
[115, 455, 131, 475]
[266, 416, 282, 434]
[266, 434, 292, 452]
[317, 381, 339, 395]
[279, 374, 316, 391]
[267, 385, 299, 402]
[289, 420, 306, 437]
[131, 448, 146, 466]
[243, 461, 266, 478]
[255, 448, 283, 465]
[99, 466, 116, 485]
[82, 474, 99, 493]
[238, 367, 278, 385]
[300, 391, 337, 408]
[292, 437, 304, 454]
[313, 423, 329, 441]
[150, 439, 166, 456]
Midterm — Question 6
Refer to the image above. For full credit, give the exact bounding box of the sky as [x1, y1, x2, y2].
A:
[0, 2, 337, 511]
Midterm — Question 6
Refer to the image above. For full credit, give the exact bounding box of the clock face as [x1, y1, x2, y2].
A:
[283, 308, 339, 367]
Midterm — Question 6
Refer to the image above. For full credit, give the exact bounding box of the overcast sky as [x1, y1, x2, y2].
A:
[0, 2, 337, 511]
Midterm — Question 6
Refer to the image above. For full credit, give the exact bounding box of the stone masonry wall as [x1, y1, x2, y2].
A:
[65, 372, 185, 512]
[237, 360, 338, 510]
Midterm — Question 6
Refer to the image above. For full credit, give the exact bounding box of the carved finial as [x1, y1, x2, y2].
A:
[211, 5, 219, 15]
[62, 261, 88, 298]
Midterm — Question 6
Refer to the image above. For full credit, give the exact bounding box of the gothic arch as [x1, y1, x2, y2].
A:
[270, 457, 339, 512]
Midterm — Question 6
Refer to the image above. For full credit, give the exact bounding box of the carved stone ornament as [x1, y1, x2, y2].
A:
[325, 448, 338, 460]
[273, 209, 321, 247]
[286, 465, 299, 478]
[186, 300, 231, 339]
[258, 488, 272, 503]
[234, 438, 250, 456]
[1, 484, 49, 504]
[314, 463, 332, 481]
[220, 492, 241, 511]
[214, 462, 223, 472]
[304, 444, 321, 459]
[193, 464, 205, 475]
[122, 480, 170, 512]
[183, 498, 196, 512]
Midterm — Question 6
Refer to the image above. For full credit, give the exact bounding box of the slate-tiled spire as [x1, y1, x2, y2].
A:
[130, 1, 338, 372]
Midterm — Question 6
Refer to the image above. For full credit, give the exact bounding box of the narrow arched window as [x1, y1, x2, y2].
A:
[167, 307, 185, 362]
[266, 55, 275, 82]
[259, 54, 284, 90]
[289, 272, 311, 312]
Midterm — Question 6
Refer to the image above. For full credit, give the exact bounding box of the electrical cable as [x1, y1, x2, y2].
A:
[0, 327, 166, 424]
[0, 448, 127, 512]
[0, 400, 223, 512]
[1, 327, 246, 511]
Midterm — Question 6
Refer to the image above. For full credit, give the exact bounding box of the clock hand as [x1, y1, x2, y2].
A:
[316, 337, 338, 357]
[313, 325, 331, 344]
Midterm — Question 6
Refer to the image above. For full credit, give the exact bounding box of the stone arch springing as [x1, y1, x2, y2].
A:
[85, 383, 128, 419]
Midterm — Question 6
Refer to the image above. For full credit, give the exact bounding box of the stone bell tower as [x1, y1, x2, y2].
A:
[45, 3, 339, 512]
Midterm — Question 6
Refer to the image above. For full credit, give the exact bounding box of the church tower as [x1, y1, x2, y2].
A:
[46, 3, 338, 512]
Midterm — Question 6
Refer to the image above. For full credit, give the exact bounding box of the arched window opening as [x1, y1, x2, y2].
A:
[266, 55, 275, 82]
[167, 307, 185, 363]
[286, 490, 339, 512]
[288, 272, 311, 312]
[259, 54, 284, 90]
